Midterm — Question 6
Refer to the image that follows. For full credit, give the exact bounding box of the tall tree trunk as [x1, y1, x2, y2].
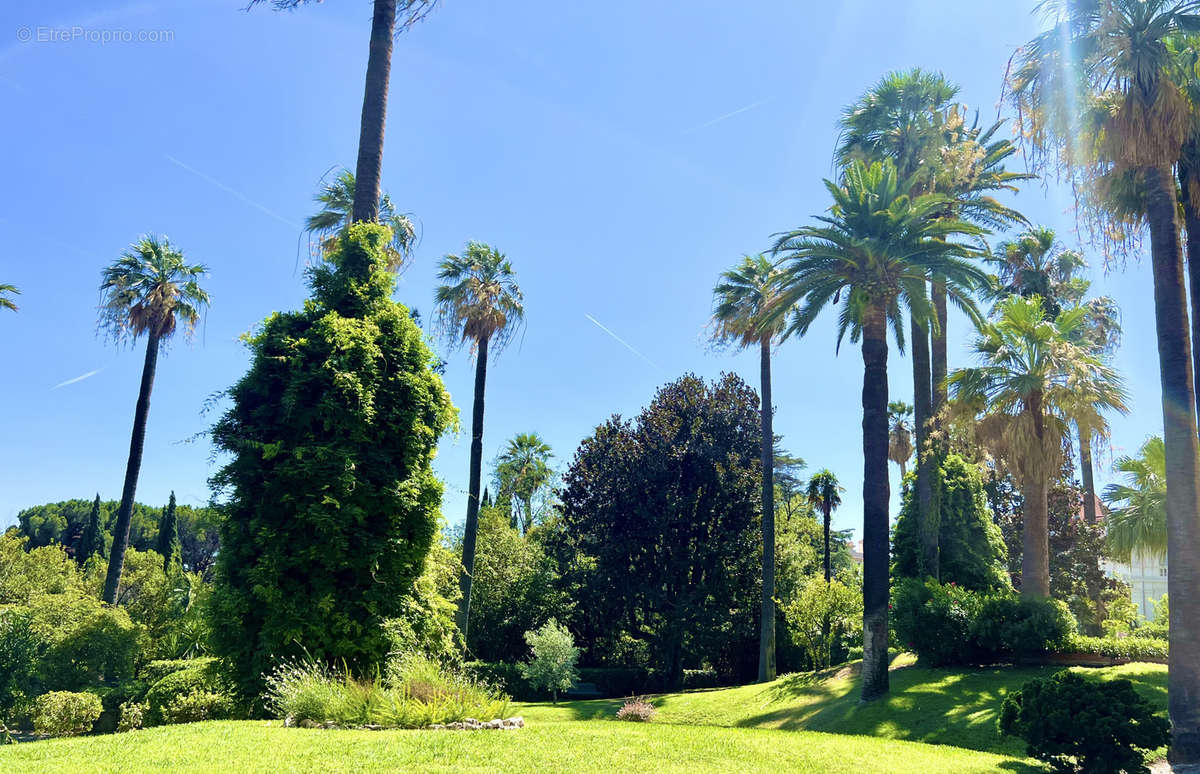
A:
[910, 317, 937, 579]
[1079, 428, 1097, 525]
[456, 336, 489, 637]
[351, 0, 397, 225]
[102, 332, 161, 604]
[757, 340, 777, 683]
[823, 502, 832, 583]
[860, 303, 890, 701]
[931, 278, 948, 413]
[1144, 165, 1200, 764]
[1020, 473, 1050, 598]
[1179, 161, 1200, 435]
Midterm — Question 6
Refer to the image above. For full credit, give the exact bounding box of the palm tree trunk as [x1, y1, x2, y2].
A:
[522, 496, 533, 535]
[102, 332, 160, 604]
[823, 501, 832, 583]
[351, 0, 397, 224]
[1179, 161, 1200, 435]
[860, 302, 890, 701]
[910, 317, 937, 579]
[757, 339, 776, 684]
[455, 336, 489, 637]
[1020, 473, 1050, 598]
[931, 278, 948, 413]
[1144, 164, 1200, 763]
[1079, 428, 1097, 525]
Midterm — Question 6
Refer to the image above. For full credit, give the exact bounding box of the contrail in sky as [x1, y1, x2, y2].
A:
[684, 97, 772, 134]
[584, 314, 661, 372]
[52, 369, 102, 390]
[164, 154, 300, 229]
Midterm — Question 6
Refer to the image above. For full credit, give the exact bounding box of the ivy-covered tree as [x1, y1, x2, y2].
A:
[893, 453, 1009, 592]
[76, 494, 106, 565]
[155, 492, 181, 574]
[558, 373, 762, 689]
[209, 224, 455, 699]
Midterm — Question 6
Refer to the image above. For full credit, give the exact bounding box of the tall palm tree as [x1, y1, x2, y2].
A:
[0, 284, 18, 312]
[98, 236, 209, 604]
[805, 470, 844, 583]
[1104, 436, 1168, 563]
[494, 432, 553, 536]
[887, 401, 914, 479]
[251, 0, 439, 224]
[1012, 3, 1200, 755]
[948, 296, 1126, 598]
[711, 253, 792, 683]
[435, 242, 524, 637]
[772, 159, 987, 700]
[838, 69, 1028, 580]
[304, 168, 416, 270]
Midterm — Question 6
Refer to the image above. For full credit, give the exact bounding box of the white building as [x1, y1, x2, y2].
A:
[1103, 548, 1168, 621]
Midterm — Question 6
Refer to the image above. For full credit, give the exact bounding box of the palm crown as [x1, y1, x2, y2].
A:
[1104, 435, 1168, 561]
[99, 236, 209, 345]
[0, 284, 18, 312]
[710, 254, 789, 349]
[305, 168, 416, 271]
[495, 432, 554, 526]
[948, 295, 1127, 484]
[434, 242, 524, 351]
[805, 470, 843, 511]
[770, 159, 988, 349]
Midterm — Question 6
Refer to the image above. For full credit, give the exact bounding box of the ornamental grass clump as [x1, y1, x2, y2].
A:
[264, 657, 508, 729]
[615, 697, 656, 722]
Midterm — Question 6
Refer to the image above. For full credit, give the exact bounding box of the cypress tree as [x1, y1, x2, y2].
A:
[156, 491, 181, 573]
[77, 493, 107, 564]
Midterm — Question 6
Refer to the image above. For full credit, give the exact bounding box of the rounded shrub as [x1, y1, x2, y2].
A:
[33, 691, 102, 736]
[971, 594, 1075, 661]
[144, 658, 235, 725]
[999, 670, 1168, 773]
[891, 578, 982, 666]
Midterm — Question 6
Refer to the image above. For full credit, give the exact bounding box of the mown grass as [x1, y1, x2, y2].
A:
[0, 719, 1036, 774]
[518, 657, 1168, 758]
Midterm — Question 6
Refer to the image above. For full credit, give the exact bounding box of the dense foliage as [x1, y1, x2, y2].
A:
[893, 453, 1009, 591]
[557, 373, 762, 688]
[520, 620, 579, 704]
[209, 224, 455, 700]
[1000, 671, 1168, 773]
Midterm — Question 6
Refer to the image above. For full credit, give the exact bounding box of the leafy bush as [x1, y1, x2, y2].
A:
[892, 579, 1075, 666]
[0, 609, 40, 720]
[681, 669, 719, 690]
[33, 691, 102, 736]
[615, 697, 655, 722]
[162, 690, 235, 724]
[1061, 635, 1168, 662]
[999, 670, 1168, 773]
[782, 576, 863, 669]
[265, 658, 508, 729]
[144, 658, 235, 725]
[576, 667, 660, 698]
[520, 620, 579, 704]
[117, 700, 145, 732]
[972, 594, 1075, 660]
[140, 659, 195, 684]
[462, 661, 532, 699]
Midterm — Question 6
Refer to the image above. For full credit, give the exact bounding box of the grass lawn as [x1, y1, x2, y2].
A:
[519, 656, 1168, 758]
[0, 719, 1033, 773]
[0, 659, 1166, 773]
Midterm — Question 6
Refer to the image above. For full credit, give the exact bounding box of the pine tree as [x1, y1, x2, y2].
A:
[156, 491, 182, 573]
[77, 493, 106, 564]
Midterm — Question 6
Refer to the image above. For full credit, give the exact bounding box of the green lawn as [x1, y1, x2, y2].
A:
[0, 720, 1033, 774]
[519, 656, 1168, 758]
[0, 658, 1167, 773]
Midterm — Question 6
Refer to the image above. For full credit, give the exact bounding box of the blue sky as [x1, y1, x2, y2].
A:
[0, 1, 1167, 539]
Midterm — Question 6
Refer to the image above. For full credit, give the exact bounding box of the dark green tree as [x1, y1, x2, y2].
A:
[558, 373, 762, 689]
[76, 494, 106, 565]
[155, 492, 181, 574]
[893, 453, 1009, 592]
[209, 224, 454, 699]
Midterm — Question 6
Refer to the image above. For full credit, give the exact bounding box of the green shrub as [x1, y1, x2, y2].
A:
[162, 690, 235, 724]
[117, 700, 145, 732]
[140, 659, 195, 684]
[265, 658, 508, 729]
[520, 620, 579, 703]
[972, 595, 1075, 660]
[462, 662, 531, 699]
[893, 579, 1077, 666]
[576, 667, 661, 698]
[33, 691, 102, 736]
[682, 669, 719, 690]
[999, 670, 1168, 773]
[0, 609, 40, 720]
[1061, 635, 1168, 662]
[37, 597, 139, 691]
[144, 658, 234, 725]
